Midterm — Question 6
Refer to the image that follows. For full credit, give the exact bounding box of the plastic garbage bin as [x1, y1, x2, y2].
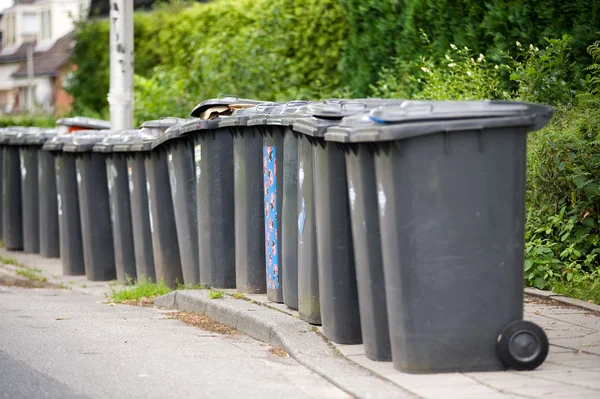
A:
[265, 101, 311, 310]
[145, 129, 184, 288]
[63, 131, 116, 281]
[0, 130, 4, 242]
[152, 118, 200, 286]
[42, 132, 88, 275]
[182, 97, 266, 289]
[336, 100, 554, 373]
[219, 107, 267, 294]
[55, 116, 110, 134]
[24, 129, 59, 258]
[1, 127, 26, 250]
[93, 130, 144, 282]
[247, 105, 288, 302]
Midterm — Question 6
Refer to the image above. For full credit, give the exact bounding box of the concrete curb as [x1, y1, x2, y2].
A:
[155, 290, 416, 399]
[525, 287, 600, 313]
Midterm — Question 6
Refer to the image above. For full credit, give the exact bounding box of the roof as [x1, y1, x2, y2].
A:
[0, 42, 30, 64]
[12, 33, 73, 78]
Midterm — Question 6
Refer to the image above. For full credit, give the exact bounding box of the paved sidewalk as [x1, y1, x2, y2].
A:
[2, 248, 600, 399]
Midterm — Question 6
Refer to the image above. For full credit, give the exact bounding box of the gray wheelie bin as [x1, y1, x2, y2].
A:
[24, 129, 60, 258]
[0, 129, 4, 242]
[63, 132, 116, 281]
[1, 127, 26, 250]
[111, 119, 180, 283]
[55, 116, 110, 134]
[151, 118, 200, 286]
[42, 132, 89, 275]
[332, 100, 554, 373]
[265, 101, 310, 310]
[145, 126, 185, 288]
[93, 130, 142, 282]
[219, 107, 267, 294]
[248, 105, 287, 302]
[292, 99, 396, 337]
[182, 97, 265, 289]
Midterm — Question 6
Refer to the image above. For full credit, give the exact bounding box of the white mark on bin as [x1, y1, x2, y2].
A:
[147, 181, 154, 233]
[38, 162, 42, 180]
[20, 153, 26, 182]
[348, 180, 356, 211]
[168, 153, 173, 163]
[234, 160, 240, 181]
[377, 182, 387, 217]
[194, 144, 201, 182]
[298, 197, 306, 238]
[128, 166, 133, 194]
[299, 162, 304, 186]
[57, 193, 62, 216]
[76, 169, 82, 187]
[168, 161, 177, 194]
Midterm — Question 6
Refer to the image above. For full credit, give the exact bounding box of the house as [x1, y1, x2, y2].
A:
[0, 0, 89, 115]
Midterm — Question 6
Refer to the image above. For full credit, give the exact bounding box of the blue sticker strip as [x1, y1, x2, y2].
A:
[264, 146, 279, 290]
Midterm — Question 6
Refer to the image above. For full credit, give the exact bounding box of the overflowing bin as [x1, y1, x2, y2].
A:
[152, 119, 200, 286]
[25, 128, 60, 258]
[63, 131, 116, 281]
[1, 127, 26, 250]
[181, 98, 265, 289]
[328, 100, 553, 373]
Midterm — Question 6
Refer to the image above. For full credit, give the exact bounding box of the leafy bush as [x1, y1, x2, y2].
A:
[0, 114, 57, 127]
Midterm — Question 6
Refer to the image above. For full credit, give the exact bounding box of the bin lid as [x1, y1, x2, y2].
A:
[293, 99, 404, 137]
[150, 118, 206, 149]
[189, 95, 264, 118]
[61, 130, 112, 152]
[247, 104, 287, 126]
[43, 130, 108, 152]
[266, 101, 311, 127]
[0, 127, 26, 144]
[93, 129, 146, 152]
[55, 116, 110, 133]
[140, 117, 188, 131]
[22, 128, 58, 145]
[325, 101, 554, 143]
[112, 127, 162, 152]
[218, 106, 263, 128]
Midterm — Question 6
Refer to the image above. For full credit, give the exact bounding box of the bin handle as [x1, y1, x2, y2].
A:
[218, 94, 239, 100]
[256, 104, 271, 112]
[286, 100, 309, 108]
[340, 101, 367, 111]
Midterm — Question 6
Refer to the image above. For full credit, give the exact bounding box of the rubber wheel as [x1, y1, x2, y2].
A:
[497, 320, 549, 371]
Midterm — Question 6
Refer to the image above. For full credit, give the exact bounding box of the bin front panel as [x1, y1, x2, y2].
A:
[313, 140, 362, 344]
[21, 147, 40, 253]
[144, 153, 183, 288]
[233, 127, 266, 293]
[297, 135, 321, 325]
[282, 127, 299, 310]
[375, 127, 527, 373]
[76, 152, 116, 281]
[127, 154, 156, 282]
[195, 130, 235, 289]
[3, 146, 23, 250]
[56, 154, 85, 275]
[0, 146, 3, 241]
[166, 140, 200, 286]
[106, 154, 137, 282]
[345, 145, 391, 361]
[39, 150, 60, 258]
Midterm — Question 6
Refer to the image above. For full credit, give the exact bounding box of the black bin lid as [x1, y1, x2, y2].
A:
[93, 129, 145, 153]
[56, 116, 110, 129]
[61, 130, 112, 153]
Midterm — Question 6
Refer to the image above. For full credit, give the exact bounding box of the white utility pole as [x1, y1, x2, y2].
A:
[108, 0, 134, 130]
[26, 43, 34, 111]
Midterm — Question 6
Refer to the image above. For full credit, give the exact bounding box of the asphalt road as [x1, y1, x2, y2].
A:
[0, 285, 349, 399]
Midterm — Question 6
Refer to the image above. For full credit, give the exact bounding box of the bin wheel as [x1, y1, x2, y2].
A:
[497, 320, 548, 371]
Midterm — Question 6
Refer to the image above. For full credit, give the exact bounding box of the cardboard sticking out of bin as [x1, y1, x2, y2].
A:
[189, 95, 263, 118]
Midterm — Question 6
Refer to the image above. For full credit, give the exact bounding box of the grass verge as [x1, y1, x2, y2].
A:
[109, 277, 172, 304]
[15, 267, 47, 283]
[551, 279, 600, 305]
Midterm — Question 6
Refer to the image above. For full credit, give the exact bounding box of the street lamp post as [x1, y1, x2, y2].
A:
[108, 0, 134, 130]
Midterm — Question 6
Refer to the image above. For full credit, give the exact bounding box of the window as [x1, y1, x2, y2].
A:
[40, 10, 52, 41]
[22, 12, 37, 35]
[4, 13, 16, 47]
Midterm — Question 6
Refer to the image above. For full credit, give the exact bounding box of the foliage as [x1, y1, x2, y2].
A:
[0, 114, 56, 128]
[109, 277, 172, 303]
